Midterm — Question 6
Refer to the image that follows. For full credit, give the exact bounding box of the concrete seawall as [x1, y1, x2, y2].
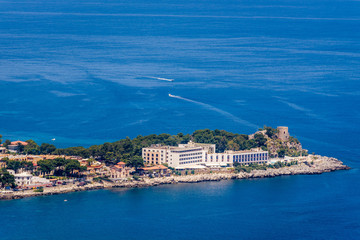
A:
[0, 156, 350, 200]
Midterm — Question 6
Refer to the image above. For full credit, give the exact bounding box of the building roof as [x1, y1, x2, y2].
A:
[145, 145, 169, 150]
[117, 162, 126, 165]
[113, 165, 126, 170]
[14, 172, 33, 177]
[141, 165, 168, 171]
[88, 165, 102, 169]
[10, 141, 28, 146]
[223, 148, 267, 154]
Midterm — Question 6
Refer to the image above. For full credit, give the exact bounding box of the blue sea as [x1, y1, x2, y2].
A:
[0, 0, 359, 239]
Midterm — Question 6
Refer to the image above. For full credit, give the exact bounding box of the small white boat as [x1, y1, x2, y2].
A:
[158, 77, 174, 82]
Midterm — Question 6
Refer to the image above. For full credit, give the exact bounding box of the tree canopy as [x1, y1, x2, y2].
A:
[5, 160, 34, 173]
[0, 168, 16, 188]
[1, 126, 305, 165]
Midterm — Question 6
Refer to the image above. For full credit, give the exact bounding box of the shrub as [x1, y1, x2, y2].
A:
[34, 187, 44, 193]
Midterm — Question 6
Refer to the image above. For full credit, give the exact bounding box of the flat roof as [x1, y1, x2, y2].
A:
[141, 165, 168, 171]
[14, 172, 33, 177]
[144, 145, 169, 149]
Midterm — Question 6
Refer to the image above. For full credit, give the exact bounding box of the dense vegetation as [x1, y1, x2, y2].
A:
[1, 126, 305, 165]
[1, 157, 87, 177]
[233, 161, 299, 173]
[4, 158, 34, 173]
[0, 168, 16, 188]
[59, 129, 267, 165]
[36, 158, 87, 177]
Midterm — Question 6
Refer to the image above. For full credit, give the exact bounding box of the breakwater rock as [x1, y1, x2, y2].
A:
[0, 156, 350, 200]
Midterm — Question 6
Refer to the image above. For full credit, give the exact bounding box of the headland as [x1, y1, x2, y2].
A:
[0, 155, 349, 200]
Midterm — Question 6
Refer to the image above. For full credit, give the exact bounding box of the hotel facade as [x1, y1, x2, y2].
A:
[142, 141, 268, 168]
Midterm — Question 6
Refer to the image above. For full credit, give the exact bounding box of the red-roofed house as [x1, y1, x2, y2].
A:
[8, 141, 28, 151]
[110, 162, 131, 179]
[139, 165, 169, 176]
[11, 141, 28, 146]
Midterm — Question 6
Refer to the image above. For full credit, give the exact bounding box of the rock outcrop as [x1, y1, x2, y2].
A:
[0, 156, 350, 200]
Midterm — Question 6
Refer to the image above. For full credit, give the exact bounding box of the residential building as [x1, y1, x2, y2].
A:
[139, 165, 169, 176]
[110, 162, 131, 179]
[8, 141, 28, 151]
[14, 172, 33, 186]
[0, 147, 6, 154]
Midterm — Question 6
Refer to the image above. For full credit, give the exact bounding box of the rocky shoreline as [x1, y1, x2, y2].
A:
[0, 156, 350, 200]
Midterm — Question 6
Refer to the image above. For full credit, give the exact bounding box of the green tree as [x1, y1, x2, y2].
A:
[37, 159, 55, 174]
[3, 139, 11, 149]
[64, 160, 81, 175]
[0, 168, 16, 188]
[278, 148, 286, 158]
[264, 126, 278, 139]
[54, 157, 67, 168]
[126, 156, 144, 170]
[254, 133, 267, 147]
[21, 161, 34, 172]
[6, 160, 22, 173]
[40, 143, 56, 154]
[17, 142, 25, 153]
[24, 140, 40, 155]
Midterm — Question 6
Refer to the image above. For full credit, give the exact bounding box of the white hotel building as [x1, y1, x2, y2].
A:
[142, 141, 268, 168]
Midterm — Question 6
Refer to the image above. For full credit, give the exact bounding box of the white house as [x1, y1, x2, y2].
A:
[14, 172, 33, 186]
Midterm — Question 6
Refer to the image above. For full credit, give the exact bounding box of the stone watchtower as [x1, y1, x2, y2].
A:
[277, 126, 289, 141]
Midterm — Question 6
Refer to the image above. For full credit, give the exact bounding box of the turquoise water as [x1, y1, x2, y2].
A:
[1, 0, 360, 239]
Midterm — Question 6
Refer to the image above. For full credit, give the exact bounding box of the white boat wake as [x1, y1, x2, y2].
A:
[168, 94, 258, 128]
[143, 76, 174, 82]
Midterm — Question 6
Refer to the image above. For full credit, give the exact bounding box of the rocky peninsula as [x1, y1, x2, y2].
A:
[0, 155, 350, 200]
